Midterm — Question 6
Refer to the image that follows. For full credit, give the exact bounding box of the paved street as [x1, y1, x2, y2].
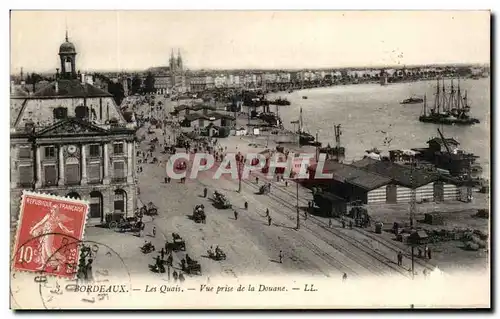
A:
[85, 105, 439, 282]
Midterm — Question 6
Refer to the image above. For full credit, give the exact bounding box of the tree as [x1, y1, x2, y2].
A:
[144, 72, 156, 94]
[108, 81, 125, 106]
[131, 75, 142, 94]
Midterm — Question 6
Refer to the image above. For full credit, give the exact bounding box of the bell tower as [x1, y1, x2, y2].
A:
[58, 30, 77, 79]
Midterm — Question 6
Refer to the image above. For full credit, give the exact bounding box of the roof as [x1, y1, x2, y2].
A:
[59, 41, 76, 54]
[427, 137, 460, 146]
[32, 80, 112, 98]
[191, 104, 217, 111]
[309, 159, 343, 174]
[332, 165, 391, 191]
[361, 161, 438, 188]
[351, 157, 379, 168]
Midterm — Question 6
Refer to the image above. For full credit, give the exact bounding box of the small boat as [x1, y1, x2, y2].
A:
[302, 96, 308, 99]
[401, 97, 424, 104]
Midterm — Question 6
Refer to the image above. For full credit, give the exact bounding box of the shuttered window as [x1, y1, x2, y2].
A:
[113, 162, 125, 182]
[44, 146, 55, 159]
[44, 165, 57, 186]
[113, 143, 124, 155]
[66, 164, 80, 185]
[114, 191, 125, 212]
[88, 163, 101, 183]
[18, 165, 33, 187]
[19, 147, 31, 159]
[89, 145, 100, 158]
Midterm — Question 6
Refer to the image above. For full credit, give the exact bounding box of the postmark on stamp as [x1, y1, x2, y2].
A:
[12, 191, 89, 279]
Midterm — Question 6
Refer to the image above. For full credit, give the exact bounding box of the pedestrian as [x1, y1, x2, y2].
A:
[234, 210, 238, 220]
[342, 219, 346, 228]
[424, 245, 429, 259]
[266, 208, 270, 217]
[173, 270, 178, 281]
[397, 251, 403, 266]
[304, 211, 308, 220]
[256, 176, 259, 184]
[342, 273, 347, 282]
[156, 255, 161, 268]
[203, 187, 208, 198]
[329, 218, 333, 228]
[427, 247, 432, 260]
[349, 220, 353, 229]
[179, 273, 185, 283]
[152, 226, 156, 238]
[418, 248, 423, 258]
[181, 259, 186, 271]
[167, 254, 173, 267]
[160, 248, 165, 261]
[140, 222, 145, 238]
[268, 216, 272, 226]
[285, 180, 288, 187]
[279, 250, 283, 263]
[244, 201, 248, 210]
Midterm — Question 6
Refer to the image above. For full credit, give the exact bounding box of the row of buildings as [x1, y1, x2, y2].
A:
[146, 64, 490, 95]
[10, 33, 138, 226]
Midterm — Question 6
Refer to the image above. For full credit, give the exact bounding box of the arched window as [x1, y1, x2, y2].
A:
[65, 57, 72, 73]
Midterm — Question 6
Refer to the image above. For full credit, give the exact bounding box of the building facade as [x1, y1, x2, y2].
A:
[10, 34, 138, 225]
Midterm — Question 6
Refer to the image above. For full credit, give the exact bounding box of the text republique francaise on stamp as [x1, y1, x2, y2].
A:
[12, 191, 89, 278]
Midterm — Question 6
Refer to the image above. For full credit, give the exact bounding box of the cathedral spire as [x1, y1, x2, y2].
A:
[65, 29, 69, 42]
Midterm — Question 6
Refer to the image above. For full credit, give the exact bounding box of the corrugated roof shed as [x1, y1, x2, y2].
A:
[351, 157, 379, 168]
[333, 165, 391, 190]
[361, 161, 438, 188]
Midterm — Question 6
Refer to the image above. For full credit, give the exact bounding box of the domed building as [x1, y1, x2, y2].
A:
[58, 31, 77, 79]
[10, 33, 138, 226]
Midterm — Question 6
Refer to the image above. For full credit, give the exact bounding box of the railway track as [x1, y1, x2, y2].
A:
[265, 179, 437, 273]
[240, 178, 408, 277]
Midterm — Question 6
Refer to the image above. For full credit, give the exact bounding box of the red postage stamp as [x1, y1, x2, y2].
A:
[12, 191, 89, 278]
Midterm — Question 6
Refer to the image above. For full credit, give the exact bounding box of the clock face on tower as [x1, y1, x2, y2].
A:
[67, 145, 77, 155]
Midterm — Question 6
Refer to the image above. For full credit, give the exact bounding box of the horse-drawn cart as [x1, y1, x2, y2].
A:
[212, 191, 232, 209]
[183, 259, 202, 275]
[166, 233, 186, 252]
[140, 202, 159, 216]
[259, 183, 271, 195]
[104, 213, 141, 231]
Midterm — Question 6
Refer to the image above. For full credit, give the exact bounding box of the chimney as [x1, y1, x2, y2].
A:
[55, 81, 59, 94]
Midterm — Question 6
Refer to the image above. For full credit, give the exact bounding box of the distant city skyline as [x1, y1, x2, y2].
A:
[11, 11, 490, 74]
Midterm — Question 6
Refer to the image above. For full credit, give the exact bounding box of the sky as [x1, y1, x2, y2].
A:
[10, 10, 491, 74]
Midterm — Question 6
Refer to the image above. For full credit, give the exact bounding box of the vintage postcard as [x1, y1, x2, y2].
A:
[9, 10, 491, 309]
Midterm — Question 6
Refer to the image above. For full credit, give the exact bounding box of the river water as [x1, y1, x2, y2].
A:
[268, 78, 490, 178]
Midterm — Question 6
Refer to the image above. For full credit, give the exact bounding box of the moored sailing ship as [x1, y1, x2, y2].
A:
[319, 124, 345, 162]
[291, 107, 319, 146]
[419, 78, 480, 125]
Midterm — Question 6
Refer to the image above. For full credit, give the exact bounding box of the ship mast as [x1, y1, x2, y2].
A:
[299, 107, 303, 133]
[448, 79, 455, 113]
[423, 94, 427, 116]
[434, 78, 440, 114]
[335, 124, 342, 150]
[441, 78, 446, 113]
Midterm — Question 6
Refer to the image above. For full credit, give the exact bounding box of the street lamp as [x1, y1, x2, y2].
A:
[237, 154, 243, 193]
